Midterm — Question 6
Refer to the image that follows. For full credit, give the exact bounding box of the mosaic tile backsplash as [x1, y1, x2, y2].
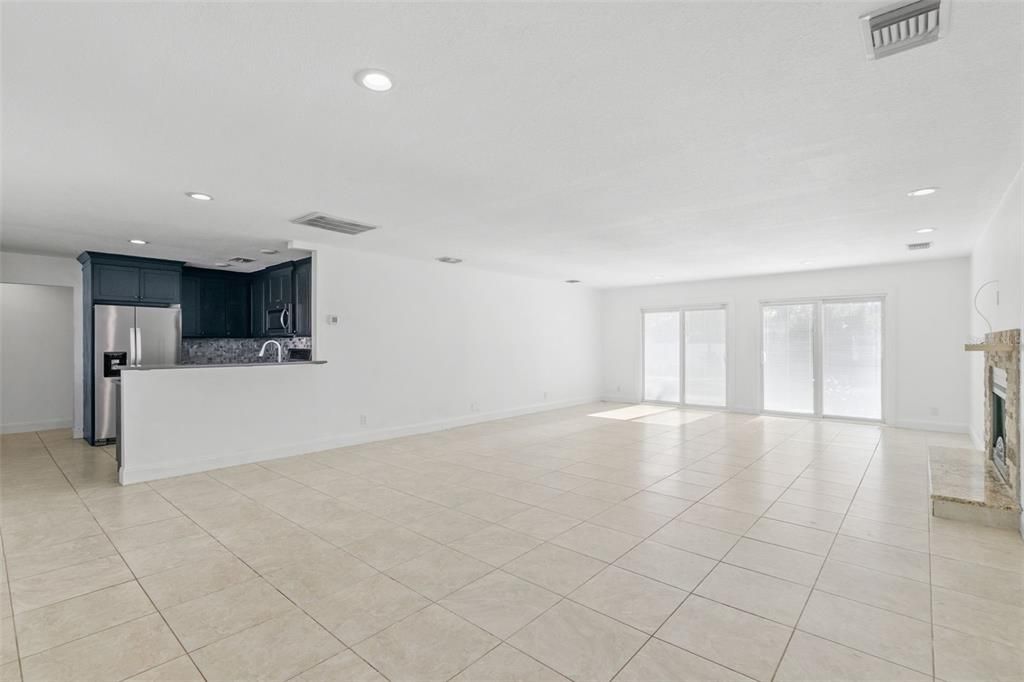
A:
[181, 337, 312, 365]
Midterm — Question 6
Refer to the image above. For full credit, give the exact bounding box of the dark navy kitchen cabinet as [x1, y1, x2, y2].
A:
[181, 274, 200, 336]
[265, 264, 293, 310]
[198, 276, 227, 337]
[293, 259, 312, 337]
[79, 253, 183, 305]
[224, 277, 249, 337]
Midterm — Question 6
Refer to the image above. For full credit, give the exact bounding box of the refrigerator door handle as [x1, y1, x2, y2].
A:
[136, 327, 142, 366]
[129, 327, 137, 367]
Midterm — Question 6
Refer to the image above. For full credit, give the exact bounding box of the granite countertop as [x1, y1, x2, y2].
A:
[120, 360, 327, 371]
[928, 446, 1020, 511]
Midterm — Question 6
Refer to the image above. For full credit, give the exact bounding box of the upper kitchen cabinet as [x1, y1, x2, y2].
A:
[264, 263, 293, 309]
[78, 252, 183, 305]
[293, 258, 312, 337]
[181, 268, 250, 338]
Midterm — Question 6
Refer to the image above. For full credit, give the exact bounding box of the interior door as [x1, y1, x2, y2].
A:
[762, 303, 816, 415]
[135, 306, 181, 367]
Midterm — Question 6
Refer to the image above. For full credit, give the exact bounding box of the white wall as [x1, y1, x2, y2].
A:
[120, 245, 603, 482]
[0, 252, 84, 436]
[602, 259, 971, 432]
[967, 164, 1023, 516]
[0, 284, 75, 433]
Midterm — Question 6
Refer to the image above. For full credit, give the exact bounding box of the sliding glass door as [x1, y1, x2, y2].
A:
[643, 307, 727, 407]
[761, 298, 883, 420]
[643, 311, 680, 402]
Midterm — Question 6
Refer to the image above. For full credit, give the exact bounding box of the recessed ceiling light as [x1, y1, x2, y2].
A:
[801, 260, 814, 265]
[915, 227, 936, 234]
[186, 192, 213, 201]
[907, 187, 937, 197]
[564, 279, 581, 284]
[259, 248, 279, 255]
[129, 239, 148, 245]
[436, 257, 462, 264]
[355, 69, 393, 92]
[215, 262, 232, 267]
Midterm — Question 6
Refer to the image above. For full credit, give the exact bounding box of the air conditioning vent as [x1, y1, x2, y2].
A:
[860, 0, 949, 60]
[907, 241, 932, 250]
[228, 256, 256, 264]
[291, 212, 379, 236]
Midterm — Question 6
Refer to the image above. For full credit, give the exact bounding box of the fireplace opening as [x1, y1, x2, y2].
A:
[991, 367, 1009, 484]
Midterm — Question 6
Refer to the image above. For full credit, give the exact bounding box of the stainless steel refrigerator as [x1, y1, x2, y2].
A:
[93, 304, 181, 443]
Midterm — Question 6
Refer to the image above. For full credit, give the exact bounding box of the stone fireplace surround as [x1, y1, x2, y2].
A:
[983, 329, 1020, 503]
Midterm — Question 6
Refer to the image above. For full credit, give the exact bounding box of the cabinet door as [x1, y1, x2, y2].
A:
[140, 268, 180, 304]
[181, 275, 200, 336]
[267, 267, 293, 308]
[251, 275, 267, 336]
[94, 264, 140, 302]
[224, 279, 249, 337]
[198, 277, 226, 337]
[293, 261, 311, 336]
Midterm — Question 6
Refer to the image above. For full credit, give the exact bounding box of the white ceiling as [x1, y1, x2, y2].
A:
[2, 1, 1022, 286]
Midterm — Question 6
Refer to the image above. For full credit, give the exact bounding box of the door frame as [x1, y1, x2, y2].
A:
[758, 295, 886, 423]
[641, 304, 728, 409]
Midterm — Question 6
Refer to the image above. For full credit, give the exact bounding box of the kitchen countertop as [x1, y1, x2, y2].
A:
[119, 360, 327, 371]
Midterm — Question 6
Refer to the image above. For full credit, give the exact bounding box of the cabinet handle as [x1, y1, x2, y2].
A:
[281, 308, 289, 330]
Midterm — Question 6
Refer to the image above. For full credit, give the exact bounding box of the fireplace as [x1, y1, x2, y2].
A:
[991, 367, 1008, 483]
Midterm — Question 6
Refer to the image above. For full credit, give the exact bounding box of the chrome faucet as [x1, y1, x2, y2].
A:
[258, 340, 283, 363]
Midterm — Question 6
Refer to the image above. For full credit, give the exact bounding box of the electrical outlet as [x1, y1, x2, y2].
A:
[359, 414, 367, 426]
[543, 391, 549, 400]
[470, 402, 479, 412]
[616, 385, 621, 393]
[929, 407, 939, 417]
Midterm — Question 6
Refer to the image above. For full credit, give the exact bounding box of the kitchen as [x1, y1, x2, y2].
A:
[78, 247, 328, 482]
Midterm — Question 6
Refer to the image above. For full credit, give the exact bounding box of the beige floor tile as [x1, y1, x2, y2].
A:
[20, 613, 183, 682]
[305, 573, 430, 645]
[5, 534, 116, 582]
[191, 610, 342, 682]
[403, 508, 490, 544]
[213, 523, 337, 574]
[696, 563, 810, 626]
[448, 525, 542, 566]
[656, 595, 791, 682]
[1, 509, 102, 554]
[0, 618, 16, 667]
[616, 638, 752, 682]
[764, 501, 844, 532]
[87, 492, 181, 531]
[930, 555, 1024, 607]
[828, 535, 930, 582]
[140, 552, 256, 609]
[262, 547, 375, 606]
[0, 659, 20, 682]
[161, 578, 293, 651]
[354, 605, 499, 681]
[722, 538, 823, 586]
[386, 547, 493, 600]
[509, 600, 646, 682]
[650, 519, 741, 560]
[455, 495, 531, 523]
[106, 516, 207, 553]
[839, 516, 929, 553]
[678, 503, 759, 534]
[620, 491, 694, 517]
[570, 565, 686, 634]
[815, 560, 931, 620]
[776, 631, 930, 682]
[441, 570, 560, 639]
[932, 586, 1023, 648]
[647, 478, 714, 501]
[745, 518, 834, 556]
[504, 543, 606, 595]
[933, 625, 1024, 682]
[125, 655, 204, 681]
[451, 643, 566, 681]
[776, 488, 851, 514]
[121, 534, 225, 578]
[549, 523, 640, 562]
[500, 507, 580, 540]
[14, 581, 153, 657]
[588, 504, 671, 537]
[614, 540, 716, 591]
[293, 650, 386, 681]
[798, 590, 932, 674]
[343, 527, 441, 571]
[9, 555, 133, 614]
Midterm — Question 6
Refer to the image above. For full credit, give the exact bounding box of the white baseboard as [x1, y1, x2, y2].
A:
[1, 418, 73, 435]
[120, 395, 603, 484]
[891, 419, 969, 434]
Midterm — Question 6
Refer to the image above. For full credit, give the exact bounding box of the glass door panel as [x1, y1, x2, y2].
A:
[684, 308, 726, 406]
[762, 303, 815, 414]
[643, 311, 680, 403]
[823, 300, 882, 420]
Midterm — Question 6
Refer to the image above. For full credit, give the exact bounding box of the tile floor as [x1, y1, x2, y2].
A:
[1, 403, 1022, 681]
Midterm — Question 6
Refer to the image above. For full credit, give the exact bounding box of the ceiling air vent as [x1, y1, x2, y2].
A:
[907, 241, 932, 250]
[228, 256, 256, 264]
[860, 0, 950, 60]
[291, 212, 379, 236]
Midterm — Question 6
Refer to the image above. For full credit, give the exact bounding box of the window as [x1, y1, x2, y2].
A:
[643, 306, 727, 406]
[761, 298, 883, 420]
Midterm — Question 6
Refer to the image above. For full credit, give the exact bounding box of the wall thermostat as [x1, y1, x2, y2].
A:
[326, 314, 339, 325]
